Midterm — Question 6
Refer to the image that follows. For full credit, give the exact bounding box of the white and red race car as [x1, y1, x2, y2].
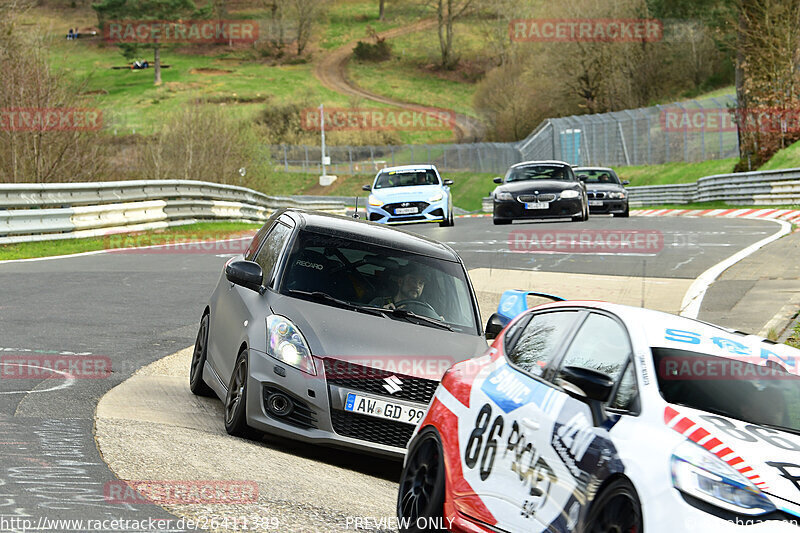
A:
[397, 298, 800, 532]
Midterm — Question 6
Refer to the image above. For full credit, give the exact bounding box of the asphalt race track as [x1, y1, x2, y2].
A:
[0, 215, 787, 532]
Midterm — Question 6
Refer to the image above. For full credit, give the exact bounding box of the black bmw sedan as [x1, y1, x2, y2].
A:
[574, 166, 630, 217]
[491, 160, 589, 225]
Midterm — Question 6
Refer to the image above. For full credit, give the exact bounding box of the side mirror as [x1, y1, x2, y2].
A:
[485, 313, 507, 340]
[559, 366, 614, 403]
[362, 184, 372, 191]
[578, 175, 587, 182]
[443, 179, 453, 186]
[493, 177, 503, 184]
[622, 180, 630, 186]
[226, 260, 264, 294]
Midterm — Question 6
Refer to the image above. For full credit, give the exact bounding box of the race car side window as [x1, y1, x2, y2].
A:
[254, 223, 292, 288]
[507, 311, 580, 378]
[556, 313, 632, 381]
[245, 223, 273, 261]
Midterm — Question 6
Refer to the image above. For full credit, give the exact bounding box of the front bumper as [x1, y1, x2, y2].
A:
[366, 199, 447, 225]
[493, 198, 583, 220]
[588, 198, 628, 214]
[244, 349, 435, 458]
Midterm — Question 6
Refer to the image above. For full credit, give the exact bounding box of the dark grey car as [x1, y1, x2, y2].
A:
[574, 166, 630, 217]
[189, 208, 488, 457]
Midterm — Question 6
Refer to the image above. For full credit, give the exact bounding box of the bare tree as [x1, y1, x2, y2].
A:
[734, 0, 800, 168]
[292, 0, 327, 55]
[0, 0, 108, 183]
[432, 0, 474, 68]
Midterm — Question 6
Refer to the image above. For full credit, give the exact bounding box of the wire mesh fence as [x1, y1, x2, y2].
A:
[268, 94, 740, 174]
[268, 142, 524, 176]
[518, 94, 740, 167]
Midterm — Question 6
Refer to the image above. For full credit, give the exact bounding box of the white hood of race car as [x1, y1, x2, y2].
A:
[666, 404, 800, 514]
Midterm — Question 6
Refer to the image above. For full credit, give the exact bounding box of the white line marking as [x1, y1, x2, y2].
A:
[679, 218, 792, 319]
[0, 362, 76, 394]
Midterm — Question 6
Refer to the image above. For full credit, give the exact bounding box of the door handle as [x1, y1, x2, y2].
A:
[521, 417, 540, 431]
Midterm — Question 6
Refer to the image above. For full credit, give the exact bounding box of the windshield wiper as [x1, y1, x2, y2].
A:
[287, 290, 386, 317]
[384, 307, 453, 331]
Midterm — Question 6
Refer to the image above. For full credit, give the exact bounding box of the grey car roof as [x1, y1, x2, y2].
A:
[282, 209, 461, 262]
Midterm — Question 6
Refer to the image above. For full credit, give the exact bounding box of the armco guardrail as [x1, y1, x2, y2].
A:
[0, 180, 345, 244]
[627, 168, 800, 206]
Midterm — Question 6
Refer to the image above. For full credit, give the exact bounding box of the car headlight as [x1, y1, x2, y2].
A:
[608, 192, 626, 199]
[671, 439, 775, 515]
[428, 192, 444, 203]
[368, 195, 383, 207]
[560, 190, 580, 199]
[266, 315, 316, 375]
[495, 191, 513, 201]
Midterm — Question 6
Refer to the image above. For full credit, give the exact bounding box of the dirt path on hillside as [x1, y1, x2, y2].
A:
[312, 19, 485, 143]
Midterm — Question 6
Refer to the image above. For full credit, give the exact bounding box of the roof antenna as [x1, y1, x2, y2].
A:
[353, 196, 360, 219]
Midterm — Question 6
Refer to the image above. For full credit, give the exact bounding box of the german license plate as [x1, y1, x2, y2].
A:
[524, 202, 549, 210]
[395, 207, 419, 215]
[589, 200, 603, 207]
[345, 393, 425, 425]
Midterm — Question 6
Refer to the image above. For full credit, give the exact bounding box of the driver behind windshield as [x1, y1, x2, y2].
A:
[370, 264, 440, 318]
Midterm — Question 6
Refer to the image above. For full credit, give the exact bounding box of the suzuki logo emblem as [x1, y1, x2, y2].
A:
[383, 375, 402, 394]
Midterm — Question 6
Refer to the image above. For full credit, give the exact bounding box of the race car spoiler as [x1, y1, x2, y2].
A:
[496, 289, 565, 324]
[485, 289, 564, 340]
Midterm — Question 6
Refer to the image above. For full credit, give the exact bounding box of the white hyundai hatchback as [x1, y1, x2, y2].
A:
[363, 164, 454, 227]
[398, 299, 800, 532]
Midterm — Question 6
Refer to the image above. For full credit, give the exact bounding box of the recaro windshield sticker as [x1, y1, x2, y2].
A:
[664, 406, 769, 490]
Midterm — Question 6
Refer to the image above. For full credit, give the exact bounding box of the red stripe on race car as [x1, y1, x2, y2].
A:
[714, 447, 734, 458]
[688, 427, 710, 442]
[664, 406, 680, 424]
[673, 417, 694, 434]
[424, 398, 497, 528]
[728, 457, 744, 466]
[702, 438, 723, 451]
[739, 467, 753, 474]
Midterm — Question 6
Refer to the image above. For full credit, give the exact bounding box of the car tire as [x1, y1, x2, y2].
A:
[493, 218, 511, 225]
[613, 205, 630, 218]
[584, 478, 642, 533]
[189, 314, 215, 397]
[439, 205, 454, 227]
[397, 429, 446, 533]
[224, 349, 259, 439]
